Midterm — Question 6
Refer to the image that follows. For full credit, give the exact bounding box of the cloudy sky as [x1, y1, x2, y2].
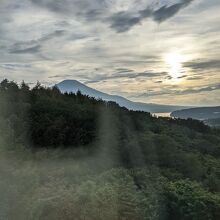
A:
[0, 0, 220, 106]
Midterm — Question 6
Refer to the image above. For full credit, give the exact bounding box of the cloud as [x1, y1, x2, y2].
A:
[109, 0, 195, 32]
[85, 80, 101, 84]
[68, 33, 89, 41]
[84, 70, 167, 83]
[184, 59, 220, 70]
[48, 74, 73, 79]
[9, 45, 41, 54]
[0, 0, 219, 106]
[186, 76, 204, 81]
[177, 74, 187, 79]
[115, 68, 134, 74]
[151, 0, 194, 23]
[30, 0, 106, 20]
[8, 29, 66, 55]
[0, 63, 32, 70]
[109, 12, 142, 33]
[40, 30, 66, 41]
[180, 84, 220, 94]
[156, 80, 163, 84]
[136, 83, 220, 97]
[30, 0, 195, 33]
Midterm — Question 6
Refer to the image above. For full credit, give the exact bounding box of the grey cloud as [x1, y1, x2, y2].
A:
[68, 33, 89, 41]
[176, 84, 220, 95]
[31, 0, 68, 13]
[186, 76, 204, 81]
[155, 80, 163, 84]
[10, 45, 41, 54]
[109, 0, 195, 32]
[184, 59, 220, 70]
[110, 12, 142, 33]
[85, 80, 101, 84]
[30, 0, 106, 20]
[30, 0, 195, 32]
[136, 83, 220, 98]
[40, 30, 66, 41]
[31, 29, 66, 44]
[0, 63, 32, 70]
[9, 29, 66, 54]
[115, 68, 134, 74]
[0, 45, 7, 50]
[115, 68, 134, 72]
[78, 9, 104, 22]
[165, 75, 172, 80]
[126, 71, 167, 79]
[85, 70, 167, 83]
[177, 74, 187, 79]
[48, 74, 73, 79]
[151, 0, 194, 23]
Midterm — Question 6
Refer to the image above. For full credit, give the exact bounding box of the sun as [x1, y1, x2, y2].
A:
[165, 52, 184, 79]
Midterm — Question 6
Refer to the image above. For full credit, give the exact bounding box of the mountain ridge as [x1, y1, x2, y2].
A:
[171, 106, 220, 120]
[56, 80, 189, 113]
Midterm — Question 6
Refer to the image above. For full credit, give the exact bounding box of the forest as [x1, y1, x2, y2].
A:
[0, 79, 220, 220]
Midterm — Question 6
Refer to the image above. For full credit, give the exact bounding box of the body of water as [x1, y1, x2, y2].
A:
[153, 112, 171, 118]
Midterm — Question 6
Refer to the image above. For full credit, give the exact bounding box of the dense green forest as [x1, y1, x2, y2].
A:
[0, 79, 220, 220]
[204, 118, 220, 128]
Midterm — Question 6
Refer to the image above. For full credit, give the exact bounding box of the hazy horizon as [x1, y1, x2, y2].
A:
[0, 0, 220, 106]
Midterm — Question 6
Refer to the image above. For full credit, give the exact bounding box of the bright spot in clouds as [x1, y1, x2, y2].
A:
[165, 52, 185, 80]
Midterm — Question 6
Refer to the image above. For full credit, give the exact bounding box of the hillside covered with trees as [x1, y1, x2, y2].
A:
[0, 79, 220, 220]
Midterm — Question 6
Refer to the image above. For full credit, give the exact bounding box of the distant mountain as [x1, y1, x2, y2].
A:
[56, 80, 188, 113]
[171, 106, 220, 120]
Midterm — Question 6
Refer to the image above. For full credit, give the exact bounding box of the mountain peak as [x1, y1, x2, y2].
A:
[58, 79, 84, 86]
[56, 79, 90, 92]
[56, 79, 187, 113]
[56, 79, 103, 97]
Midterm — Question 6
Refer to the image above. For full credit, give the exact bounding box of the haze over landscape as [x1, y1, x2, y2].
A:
[0, 0, 220, 106]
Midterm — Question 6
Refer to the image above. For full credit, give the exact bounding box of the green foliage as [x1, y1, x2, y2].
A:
[165, 180, 220, 220]
[1, 79, 220, 219]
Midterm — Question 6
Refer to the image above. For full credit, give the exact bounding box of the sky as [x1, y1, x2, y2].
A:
[0, 0, 220, 106]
